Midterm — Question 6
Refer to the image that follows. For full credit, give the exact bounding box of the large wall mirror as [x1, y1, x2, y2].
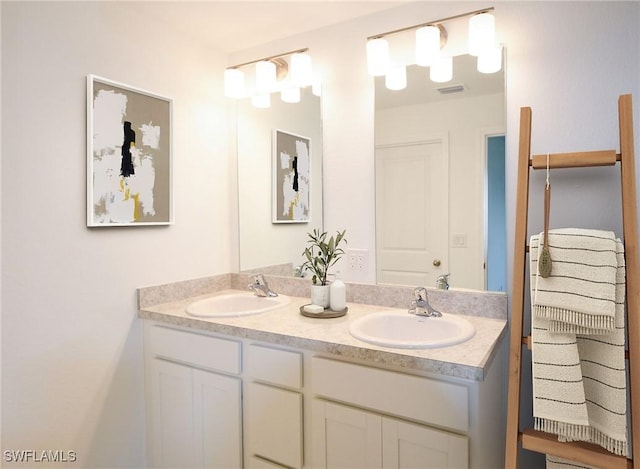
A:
[237, 87, 323, 275]
[375, 53, 506, 291]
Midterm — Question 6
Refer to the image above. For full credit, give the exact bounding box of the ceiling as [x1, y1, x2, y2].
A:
[127, 1, 409, 53]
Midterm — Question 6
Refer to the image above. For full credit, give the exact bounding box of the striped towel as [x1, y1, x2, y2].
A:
[533, 229, 619, 334]
[530, 229, 628, 457]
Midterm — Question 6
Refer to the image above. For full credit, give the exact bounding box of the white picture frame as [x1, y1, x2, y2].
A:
[87, 75, 173, 227]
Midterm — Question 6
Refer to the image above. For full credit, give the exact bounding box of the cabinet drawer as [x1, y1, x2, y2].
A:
[311, 357, 468, 432]
[148, 325, 241, 374]
[246, 344, 302, 389]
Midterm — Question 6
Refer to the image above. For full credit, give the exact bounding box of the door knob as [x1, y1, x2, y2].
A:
[433, 259, 441, 267]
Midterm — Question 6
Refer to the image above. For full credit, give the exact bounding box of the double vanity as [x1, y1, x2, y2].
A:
[138, 273, 508, 468]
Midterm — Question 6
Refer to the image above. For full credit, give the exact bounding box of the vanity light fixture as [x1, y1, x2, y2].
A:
[366, 6, 499, 87]
[224, 47, 315, 108]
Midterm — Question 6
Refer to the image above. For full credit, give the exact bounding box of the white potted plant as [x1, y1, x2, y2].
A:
[301, 229, 347, 308]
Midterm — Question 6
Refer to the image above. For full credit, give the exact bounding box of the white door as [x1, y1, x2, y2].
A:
[376, 138, 448, 286]
[311, 399, 382, 468]
[382, 417, 468, 468]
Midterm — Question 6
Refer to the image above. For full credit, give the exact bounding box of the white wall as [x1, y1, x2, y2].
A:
[376, 93, 504, 290]
[2, 2, 233, 467]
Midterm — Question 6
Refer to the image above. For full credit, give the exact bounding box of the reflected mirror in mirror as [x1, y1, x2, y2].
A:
[375, 53, 505, 291]
[237, 87, 323, 275]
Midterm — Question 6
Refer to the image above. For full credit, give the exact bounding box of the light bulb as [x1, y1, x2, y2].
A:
[366, 38, 390, 76]
[251, 93, 271, 109]
[415, 25, 441, 67]
[468, 12, 495, 57]
[477, 45, 502, 73]
[290, 52, 313, 87]
[281, 87, 301, 103]
[430, 56, 453, 83]
[224, 68, 245, 98]
[385, 66, 407, 91]
[255, 60, 277, 93]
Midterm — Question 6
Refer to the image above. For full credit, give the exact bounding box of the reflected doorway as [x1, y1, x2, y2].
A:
[485, 135, 506, 291]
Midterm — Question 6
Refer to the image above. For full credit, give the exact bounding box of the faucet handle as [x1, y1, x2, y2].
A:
[413, 287, 428, 301]
[436, 274, 450, 290]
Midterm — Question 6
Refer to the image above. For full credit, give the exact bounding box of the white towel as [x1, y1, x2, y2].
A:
[531, 230, 628, 457]
[533, 228, 619, 334]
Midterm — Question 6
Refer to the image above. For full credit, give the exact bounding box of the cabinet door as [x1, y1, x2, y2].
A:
[148, 359, 196, 468]
[193, 369, 242, 468]
[246, 382, 303, 468]
[382, 417, 468, 469]
[311, 399, 382, 468]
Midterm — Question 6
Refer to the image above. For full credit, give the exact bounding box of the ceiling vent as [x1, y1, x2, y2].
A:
[436, 84, 465, 94]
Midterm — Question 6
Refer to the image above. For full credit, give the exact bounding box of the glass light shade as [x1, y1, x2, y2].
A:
[477, 46, 502, 74]
[430, 56, 453, 83]
[251, 93, 271, 109]
[224, 68, 245, 98]
[281, 87, 301, 103]
[385, 66, 407, 91]
[366, 38, 390, 76]
[255, 60, 277, 93]
[290, 52, 313, 87]
[312, 81, 322, 97]
[415, 25, 441, 67]
[468, 12, 495, 57]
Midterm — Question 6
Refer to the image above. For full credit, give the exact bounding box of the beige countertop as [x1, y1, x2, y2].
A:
[138, 289, 507, 381]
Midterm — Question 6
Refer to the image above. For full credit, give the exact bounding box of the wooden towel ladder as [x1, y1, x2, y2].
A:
[505, 94, 640, 468]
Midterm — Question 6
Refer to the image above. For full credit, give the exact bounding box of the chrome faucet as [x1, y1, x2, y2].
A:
[436, 274, 450, 290]
[248, 274, 278, 297]
[409, 287, 442, 317]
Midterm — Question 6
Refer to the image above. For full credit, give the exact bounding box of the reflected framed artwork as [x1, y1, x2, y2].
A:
[272, 129, 311, 223]
[87, 75, 172, 227]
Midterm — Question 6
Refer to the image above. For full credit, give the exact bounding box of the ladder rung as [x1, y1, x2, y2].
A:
[520, 429, 631, 468]
[531, 150, 618, 169]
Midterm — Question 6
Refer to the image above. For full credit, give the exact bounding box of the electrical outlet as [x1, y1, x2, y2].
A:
[347, 249, 369, 274]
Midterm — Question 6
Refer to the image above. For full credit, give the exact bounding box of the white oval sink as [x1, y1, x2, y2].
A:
[349, 310, 475, 349]
[186, 292, 290, 318]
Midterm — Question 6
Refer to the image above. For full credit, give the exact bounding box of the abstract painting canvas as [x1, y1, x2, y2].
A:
[272, 130, 310, 223]
[87, 75, 172, 226]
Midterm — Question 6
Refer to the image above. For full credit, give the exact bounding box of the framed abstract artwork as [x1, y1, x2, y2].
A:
[87, 75, 172, 226]
[272, 129, 311, 223]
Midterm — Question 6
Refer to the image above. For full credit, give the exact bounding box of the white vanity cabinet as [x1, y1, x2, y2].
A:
[144, 325, 243, 468]
[311, 400, 468, 468]
[310, 357, 470, 468]
[143, 320, 505, 469]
